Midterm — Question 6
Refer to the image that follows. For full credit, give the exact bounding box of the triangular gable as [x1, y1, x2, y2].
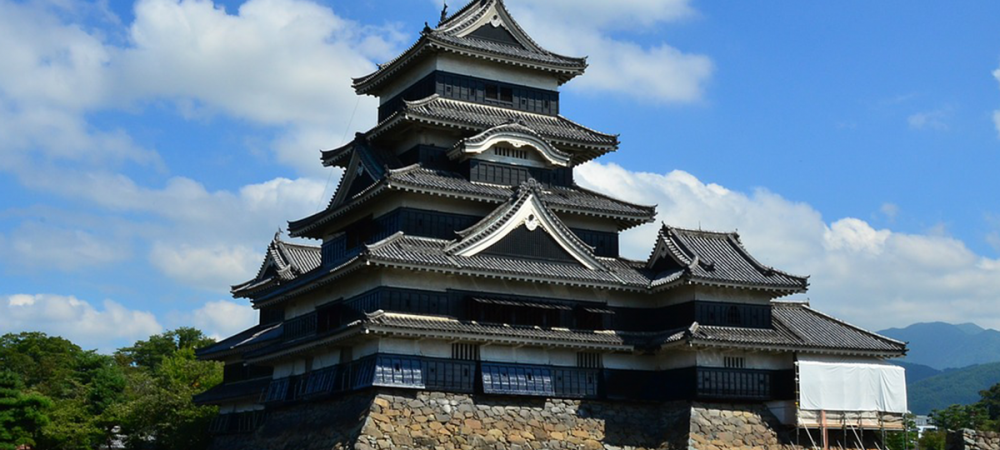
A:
[646, 225, 695, 272]
[437, 0, 557, 57]
[446, 179, 605, 270]
[467, 22, 523, 48]
[480, 224, 577, 263]
[329, 143, 389, 208]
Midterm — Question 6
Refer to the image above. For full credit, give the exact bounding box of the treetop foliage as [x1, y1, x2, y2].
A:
[0, 329, 221, 450]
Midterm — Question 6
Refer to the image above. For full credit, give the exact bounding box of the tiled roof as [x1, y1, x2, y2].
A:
[288, 164, 655, 238]
[353, 0, 587, 95]
[196, 323, 283, 360]
[365, 233, 647, 290]
[242, 302, 905, 364]
[446, 179, 606, 270]
[648, 225, 808, 293]
[659, 302, 905, 356]
[376, 96, 617, 153]
[366, 311, 632, 349]
[320, 133, 403, 170]
[232, 235, 322, 296]
[192, 378, 270, 405]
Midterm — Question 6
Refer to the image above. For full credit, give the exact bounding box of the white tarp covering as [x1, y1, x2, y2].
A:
[796, 357, 907, 413]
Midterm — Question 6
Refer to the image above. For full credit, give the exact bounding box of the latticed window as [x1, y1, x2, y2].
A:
[724, 356, 746, 369]
[577, 352, 603, 369]
[452, 343, 480, 361]
[493, 145, 528, 160]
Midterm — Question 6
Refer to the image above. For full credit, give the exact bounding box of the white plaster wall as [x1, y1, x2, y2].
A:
[436, 53, 559, 91]
[377, 52, 559, 104]
[480, 345, 579, 366]
[273, 362, 295, 378]
[379, 267, 648, 306]
[353, 340, 380, 360]
[232, 402, 264, 413]
[378, 57, 437, 104]
[603, 353, 658, 371]
[697, 350, 794, 370]
[481, 345, 515, 363]
[314, 349, 341, 370]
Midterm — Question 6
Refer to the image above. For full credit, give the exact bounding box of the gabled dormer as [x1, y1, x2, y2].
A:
[232, 233, 321, 299]
[449, 120, 571, 168]
[447, 179, 605, 269]
[357, 0, 586, 120]
[647, 225, 809, 295]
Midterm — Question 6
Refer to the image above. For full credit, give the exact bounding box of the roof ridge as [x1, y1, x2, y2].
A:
[556, 114, 619, 140]
[570, 184, 656, 212]
[799, 304, 907, 347]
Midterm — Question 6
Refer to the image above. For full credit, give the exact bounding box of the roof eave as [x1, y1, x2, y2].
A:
[354, 38, 587, 97]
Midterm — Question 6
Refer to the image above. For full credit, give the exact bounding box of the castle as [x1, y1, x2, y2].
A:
[195, 1, 908, 448]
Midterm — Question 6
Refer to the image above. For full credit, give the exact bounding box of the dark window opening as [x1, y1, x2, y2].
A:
[726, 306, 741, 325]
[260, 306, 284, 325]
[500, 87, 514, 103]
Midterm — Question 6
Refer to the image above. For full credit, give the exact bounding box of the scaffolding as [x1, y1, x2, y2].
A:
[791, 359, 908, 450]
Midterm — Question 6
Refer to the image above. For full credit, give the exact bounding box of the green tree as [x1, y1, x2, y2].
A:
[930, 403, 990, 431]
[115, 327, 215, 371]
[918, 429, 947, 450]
[0, 370, 52, 450]
[978, 382, 1000, 424]
[117, 330, 222, 450]
[0, 332, 130, 449]
[885, 414, 918, 450]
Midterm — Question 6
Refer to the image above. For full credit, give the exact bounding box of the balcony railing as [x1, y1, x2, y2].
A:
[695, 367, 772, 400]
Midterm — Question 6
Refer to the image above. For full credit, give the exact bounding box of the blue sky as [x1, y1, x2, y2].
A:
[2, 0, 1000, 352]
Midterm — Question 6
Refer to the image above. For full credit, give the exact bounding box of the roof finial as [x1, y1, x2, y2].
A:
[439, 0, 448, 25]
[273, 228, 283, 242]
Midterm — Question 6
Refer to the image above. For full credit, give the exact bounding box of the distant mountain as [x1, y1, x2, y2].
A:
[879, 322, 1000, 370]
[907, 362, 1000, 415]
[892, 361, 941, 385]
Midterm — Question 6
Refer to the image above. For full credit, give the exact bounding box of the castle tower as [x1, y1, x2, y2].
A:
[196, 2, 907, 448]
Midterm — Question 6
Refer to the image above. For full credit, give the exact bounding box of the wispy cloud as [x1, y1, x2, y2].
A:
[907, 107, 952, 131]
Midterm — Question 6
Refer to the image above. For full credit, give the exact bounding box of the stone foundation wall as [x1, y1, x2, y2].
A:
[359, 390, 690, 450]
[208, 389, 876, 450]
[948, 429, 1000, 450]
[689, 403, 797, 450]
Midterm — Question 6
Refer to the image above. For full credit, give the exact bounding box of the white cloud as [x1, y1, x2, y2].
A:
[993, 110, 1000, 140]
[1, 294, 162, 352]
[508, 0, 712, 104]
[1, 222, 131, 271]
[576, 162, 1000, 331]
[880, 202, 900, 222]
[994, 67, 1000, 138]
[907, 108, 951, 131]
[149, 243, 260, 291]
[185, 300, 257, 340]
[0, 0, 396, 178]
